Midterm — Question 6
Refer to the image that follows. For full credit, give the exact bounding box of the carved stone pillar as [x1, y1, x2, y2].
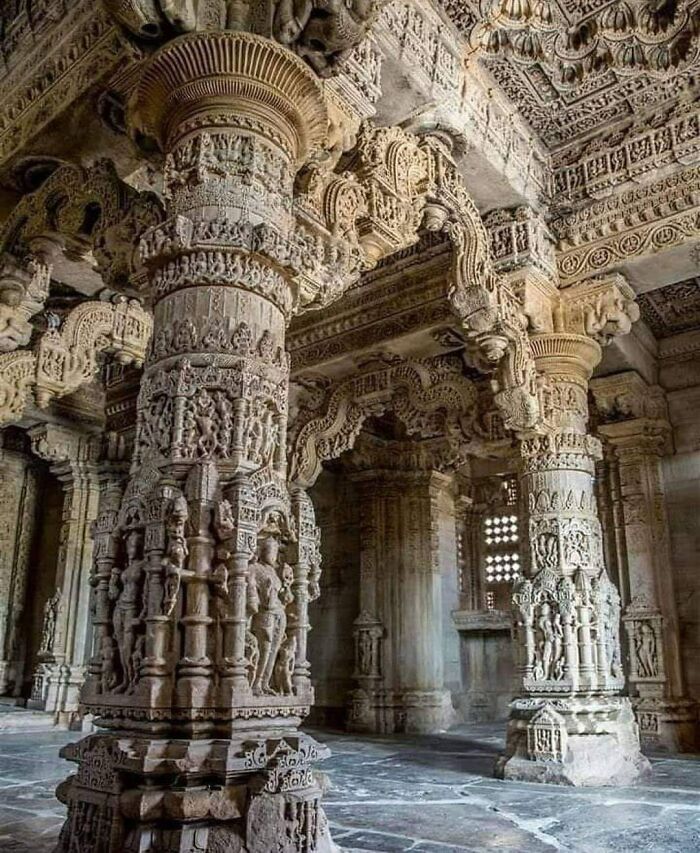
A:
[347, 466, 457, 734]
[0, 432, 39, 695]
[497, 276, 650, 786]
[592, 372, 698, 752]
[27, 424, 101, 723]
[55, 32, 337, 853]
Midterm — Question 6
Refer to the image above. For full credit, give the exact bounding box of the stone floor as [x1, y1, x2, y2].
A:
[0, 721, 697, 852]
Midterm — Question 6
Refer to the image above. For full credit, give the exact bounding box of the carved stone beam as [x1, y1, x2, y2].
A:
[0, 296, 151, 426]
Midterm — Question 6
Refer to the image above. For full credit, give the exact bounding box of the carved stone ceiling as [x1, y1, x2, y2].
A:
[638, 277, 700, 336]
[439, 0, 700, 150]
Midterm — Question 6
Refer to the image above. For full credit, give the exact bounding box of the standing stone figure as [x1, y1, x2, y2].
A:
[247, 523, 294, 695]
[109, 529, 145, 692]
[39, 588, 61, 655]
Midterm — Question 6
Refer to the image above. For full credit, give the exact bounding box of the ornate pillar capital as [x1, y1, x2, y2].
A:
[129, 30, 328, 165]
[557, 273, 640, 346]
[104, 0, 383, 79]
[591, 371, 674, 457]
[530, 332, 602, 383]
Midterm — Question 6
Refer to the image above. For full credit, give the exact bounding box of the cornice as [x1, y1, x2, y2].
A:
[556, 200, 700, 285]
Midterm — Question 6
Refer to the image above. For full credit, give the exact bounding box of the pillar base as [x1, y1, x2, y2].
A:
[634, 696, 699, 753]
[495, 696, 651, 786]
[348, 688, 456, 734]
[55, 730, 339, 853]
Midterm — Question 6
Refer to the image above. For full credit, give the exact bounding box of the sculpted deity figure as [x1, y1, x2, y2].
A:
[536, 601, 555, 680]
[552, 613, 565, 680]
[247, 524, 294, 695]
[109, 529, 146, 692]
[636, 622, 658, 679]
[39, 588, 62, 655]
[162, 495, 189, 616]
[358, 630, 372, 675]
[100, 636, 118, 693]
[273, 634, 297, 695]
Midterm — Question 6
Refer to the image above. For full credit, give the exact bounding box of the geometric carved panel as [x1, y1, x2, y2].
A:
[638, 279, 700, 338]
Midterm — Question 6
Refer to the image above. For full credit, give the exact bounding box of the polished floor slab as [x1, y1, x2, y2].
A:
[0, 721, 697, 852]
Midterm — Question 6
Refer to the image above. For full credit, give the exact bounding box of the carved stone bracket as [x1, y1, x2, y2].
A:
[0, 254, 51, 353]
[0, 160, 164, 293]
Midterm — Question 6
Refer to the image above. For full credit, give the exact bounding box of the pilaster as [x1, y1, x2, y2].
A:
[0, 432, 39, 696]
[27, 423, 101, 723]
[347, 465, 457, 734]
[592, 371, 698, 752]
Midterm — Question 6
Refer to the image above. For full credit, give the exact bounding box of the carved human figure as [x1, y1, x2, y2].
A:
[552, 613, 565, 680]
[244, 629, 260, 687]
[162, 495, 189, 616]
[246, 531, 294, 694]
[39, 588, 62, 655]
[99, 636, 118, 693]
[636, 622, 658, 679]
[109, 529, 146, 692]
[273, 633, 297, 695]
[358, 630, 372, 675]
[534, 601, 556, 680]
[534, 530, 558, 571]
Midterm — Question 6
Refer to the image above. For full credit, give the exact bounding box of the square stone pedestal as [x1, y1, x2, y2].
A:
[495, 696, 651, 786]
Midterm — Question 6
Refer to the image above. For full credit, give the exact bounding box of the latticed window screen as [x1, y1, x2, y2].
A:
[481, 475, 521, 607]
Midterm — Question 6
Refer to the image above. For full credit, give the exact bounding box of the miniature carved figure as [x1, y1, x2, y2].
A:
[273, 633, 297, 694]
[39, 588, 62, 655]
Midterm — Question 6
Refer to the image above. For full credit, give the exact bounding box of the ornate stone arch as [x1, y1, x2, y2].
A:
[288, 355, 482, 488]
[0, 296, 151, 426]
[0, 158, 164, 291]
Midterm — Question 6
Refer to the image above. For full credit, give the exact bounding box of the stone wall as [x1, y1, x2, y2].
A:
[663, 451, 700, 702]
[660, 343, 700, 703]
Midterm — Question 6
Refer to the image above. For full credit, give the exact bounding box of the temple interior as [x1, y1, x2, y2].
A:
[0, 1, 699, 851]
